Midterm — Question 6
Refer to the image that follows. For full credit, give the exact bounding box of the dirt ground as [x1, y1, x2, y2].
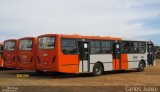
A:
[0, 60, 160, 92]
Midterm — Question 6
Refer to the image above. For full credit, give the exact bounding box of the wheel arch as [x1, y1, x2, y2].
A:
[95, 61, 104, 71]
[140, 59, 146, 67]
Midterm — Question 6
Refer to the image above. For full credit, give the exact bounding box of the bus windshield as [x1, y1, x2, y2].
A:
[4, 41, 16, 51]
[19, 39, 33, 50]
[39, 36, 55, 49]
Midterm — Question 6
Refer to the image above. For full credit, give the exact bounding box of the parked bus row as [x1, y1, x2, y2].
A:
[0, 34, 156, 76]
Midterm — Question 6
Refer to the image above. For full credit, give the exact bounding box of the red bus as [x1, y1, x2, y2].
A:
[17, 37, 37, 70]
[3, 39, 18, 68]
[36, 34, 155, 76]
[0, 42, 4, 68]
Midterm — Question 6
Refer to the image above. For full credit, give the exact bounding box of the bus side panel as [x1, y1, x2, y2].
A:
[58, 55, 79, 73]
[127, 54, 147, 69]
[127, 54, 138, 69]
[121, 54, 128, 70]
[90, 54, 113, 72]
[57, 35, 79, 74]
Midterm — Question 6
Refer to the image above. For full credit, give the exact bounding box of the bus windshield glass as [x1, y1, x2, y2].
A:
[39, 36, 55, 49]
[19, 39, 33, 50]
[4, 41, 16, 51]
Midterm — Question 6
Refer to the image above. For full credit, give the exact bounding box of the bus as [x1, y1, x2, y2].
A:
[114, 40, 155, 72]
[36, 34, 155, 76]
[0, 42, 4, 68]
[17, 37, 37, 70]
[3, 39, 18, 68]
[36, 34, 120, 74]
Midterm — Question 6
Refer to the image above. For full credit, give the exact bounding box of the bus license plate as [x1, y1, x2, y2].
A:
[43, 53, 48, 56]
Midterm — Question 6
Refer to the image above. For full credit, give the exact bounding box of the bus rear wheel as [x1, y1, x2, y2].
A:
[93, 63, 103, 76]
[137, 61, 145, 72]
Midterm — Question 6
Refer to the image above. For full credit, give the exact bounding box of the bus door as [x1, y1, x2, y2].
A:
[147, 43, 155, 66]
[113, 42, 121, 70]
[78, 41, 90, 73]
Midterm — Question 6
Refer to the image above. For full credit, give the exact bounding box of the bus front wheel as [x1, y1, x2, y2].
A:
[93, 63, 103, 76]
[137, 61, 145, 72]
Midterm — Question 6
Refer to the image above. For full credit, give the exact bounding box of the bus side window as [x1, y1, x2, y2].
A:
[139, 42, 146, 53]
[130, 42, 138, 53]
[61, 39, 77, 54]
[90, 41, 101, 54]
[101, 41, 111, 54]
[148, 44, 154, 53]
[122, 41, 130, 53]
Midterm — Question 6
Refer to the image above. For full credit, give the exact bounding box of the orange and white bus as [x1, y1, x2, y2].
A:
[0, 42, 4, 68]
[17, 37, 37, 70]
[3, 39, 18, 68]
[114, 40, 155, 72]
[36, 34, 155, 75]
[36, 34, 119, 74]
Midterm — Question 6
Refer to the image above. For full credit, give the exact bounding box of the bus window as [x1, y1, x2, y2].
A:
[91, 41, 101, 54]
[148, 44, 154, 53]
[139, 42, 146, 53]
[130, 42, 138, 53]
[101, 41, 111, 54]
[19, 39, 33, 50]
[61, 39, 77, 54]
[122, 41, 130, 53]
[4, 41, 16, 51]
[39, 36, 55, 49]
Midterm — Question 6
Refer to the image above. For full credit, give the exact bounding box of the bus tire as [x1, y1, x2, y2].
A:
[93, 63, 103, 76]
[137, 61, 145, 72]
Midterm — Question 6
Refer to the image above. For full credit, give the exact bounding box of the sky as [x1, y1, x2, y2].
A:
[0, 0, 160, 45]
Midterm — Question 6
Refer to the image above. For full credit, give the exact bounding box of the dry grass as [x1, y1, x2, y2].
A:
[0, 60, 160, 86]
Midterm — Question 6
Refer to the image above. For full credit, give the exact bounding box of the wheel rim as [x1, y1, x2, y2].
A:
[95, 67, 101, 75]
[140, 63, 144, 70]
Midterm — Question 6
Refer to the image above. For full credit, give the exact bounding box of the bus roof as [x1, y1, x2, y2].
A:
[38, 34, 56, 37]
[122, 38, 151, 42]
[19, 37, 36, 40]
[38, 34, 121, 40]
[4, 39, 18, 42]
